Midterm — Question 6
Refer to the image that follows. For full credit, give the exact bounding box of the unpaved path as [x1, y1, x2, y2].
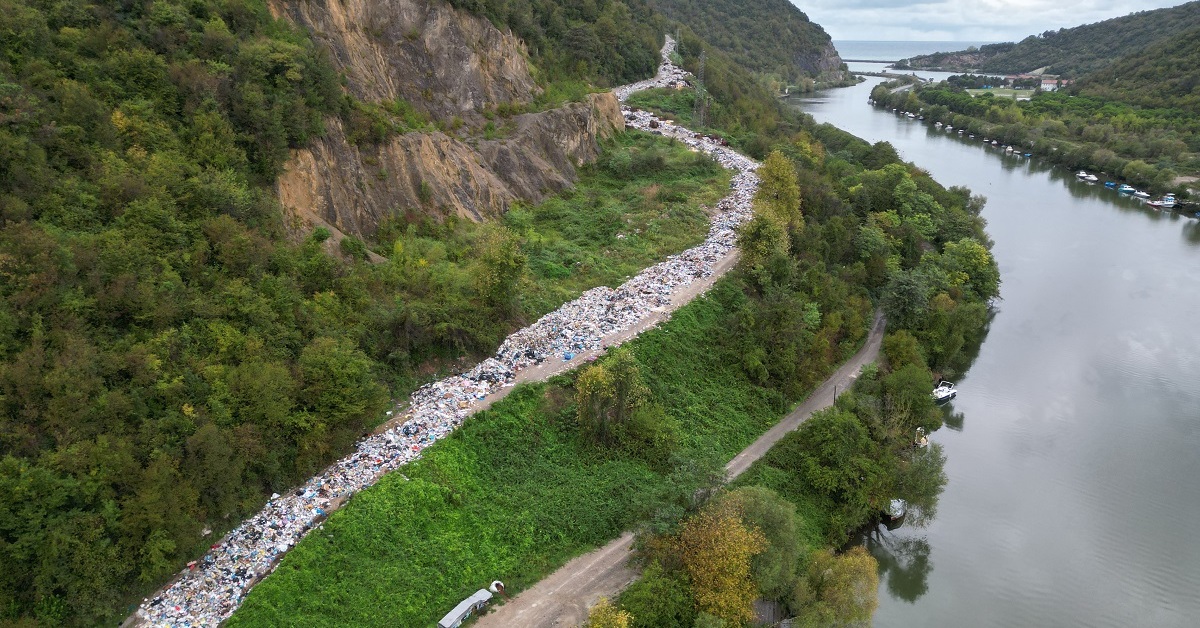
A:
[474, 312, 886, 628]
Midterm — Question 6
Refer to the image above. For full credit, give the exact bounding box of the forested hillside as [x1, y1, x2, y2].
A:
[0, 0, 730, 624]
[652, 0, 849, 88]
[445, 0, 664, 86]
[1074, 25, 1200, 114]
[899, 0, 1200, 76]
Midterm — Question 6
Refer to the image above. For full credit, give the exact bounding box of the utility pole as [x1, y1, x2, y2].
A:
[693, 49, 707, 129]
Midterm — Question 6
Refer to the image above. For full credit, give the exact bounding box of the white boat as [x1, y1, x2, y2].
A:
[1118, 184, 1136, 194]
[1076, 171, 1099, 183]
[932, 380, 957, 403]
[886, 499, 908, 521]
[935, 121, 943, 128]
[1134, 190, 1151, 199]
[1148, 194, 1176, 208]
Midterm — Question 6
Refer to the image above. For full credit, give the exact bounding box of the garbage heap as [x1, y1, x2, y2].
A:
[135, 37, 760, 628]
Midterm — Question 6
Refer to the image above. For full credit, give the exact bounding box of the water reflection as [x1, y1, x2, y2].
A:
[866, 530, 933, 604]
[803, 71, 1200, 628]
[941, 407, 964, 432]
[1183, 219, 1200, 245]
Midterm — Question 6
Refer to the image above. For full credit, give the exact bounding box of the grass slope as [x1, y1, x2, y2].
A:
[227, 279, 860, 626]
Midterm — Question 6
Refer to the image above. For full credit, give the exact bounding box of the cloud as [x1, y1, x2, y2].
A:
[793, 0, 1185, 41]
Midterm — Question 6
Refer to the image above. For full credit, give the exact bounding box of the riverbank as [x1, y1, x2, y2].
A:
[231, 39, 997, 628]
[474, 313, 885, 627]
[868, 80, 1199, 196]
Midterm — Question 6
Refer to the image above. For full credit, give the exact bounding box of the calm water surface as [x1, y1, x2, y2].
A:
[796, 78, 1200, 627]
[833, 41, 995, 62]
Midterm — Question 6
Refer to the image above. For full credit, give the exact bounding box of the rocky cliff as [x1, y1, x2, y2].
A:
[269, 0, 624, 240]
[268, 0, 535, 121]
[277, 93, 622, 237]
[802, 42, 853, 85]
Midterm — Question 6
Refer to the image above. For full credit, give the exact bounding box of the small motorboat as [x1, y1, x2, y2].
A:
[1104, 181, 1116, 188]
[1148, 195, 1177, 208]
[1076, 171, 1099, 183]
[1134, 190, 1151, 199]
[1118, 184, 1136, 194]
[885, 499, 907, 522]
[932, 380, 957, 403]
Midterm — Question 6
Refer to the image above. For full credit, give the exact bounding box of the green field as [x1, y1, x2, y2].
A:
[965, 87, 1036, 99]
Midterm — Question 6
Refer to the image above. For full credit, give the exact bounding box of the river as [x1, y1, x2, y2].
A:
[795, 70, 1200, 627]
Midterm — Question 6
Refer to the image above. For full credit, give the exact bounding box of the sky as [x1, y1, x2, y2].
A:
[794, 0, 1189, 41]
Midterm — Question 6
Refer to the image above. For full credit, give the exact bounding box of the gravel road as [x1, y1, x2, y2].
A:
[474, 312, 886, 627]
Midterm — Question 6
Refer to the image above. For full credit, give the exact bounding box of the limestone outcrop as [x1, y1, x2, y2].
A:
[269, 0, 624, 239]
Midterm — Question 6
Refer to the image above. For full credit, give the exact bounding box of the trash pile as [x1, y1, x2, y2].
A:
[135, 37, 760, 628]
[614, 35, 689, 102]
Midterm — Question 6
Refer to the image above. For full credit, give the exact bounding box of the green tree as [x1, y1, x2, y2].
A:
[576, 347, 649, 448]
[472, 223, 526, 309]
[719, 486, 801, 599]
[939, 238, 1000, 300]
[677, 499, 767, 625]
[754, 150, 803, 231]
[791, 546, 879, 627]
[882, 330, 926, 370]
[619, 562, 696, 628]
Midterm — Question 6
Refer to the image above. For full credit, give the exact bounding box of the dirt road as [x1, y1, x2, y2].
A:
[474, 312, 887, 628]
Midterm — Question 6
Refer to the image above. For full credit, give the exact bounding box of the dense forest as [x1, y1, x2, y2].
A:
[1074, 25, 1200, 114]
[650, 0, 849, 89]
[898, 0, 1200, 77]
[445, 0, 664, 87]
[0, 0, 740, 623]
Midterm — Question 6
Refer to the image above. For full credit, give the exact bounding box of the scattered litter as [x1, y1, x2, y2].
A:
[136, 34, 760, 628]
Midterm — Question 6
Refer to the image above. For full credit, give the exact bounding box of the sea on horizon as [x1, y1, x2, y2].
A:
[833, 40, 997, 62]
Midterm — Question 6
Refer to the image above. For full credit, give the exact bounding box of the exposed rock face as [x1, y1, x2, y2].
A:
[268, 0, 535, 121]
[801, 42, 852, 84]
[278, 93, 623, 237]
[269, 0, 625, 240]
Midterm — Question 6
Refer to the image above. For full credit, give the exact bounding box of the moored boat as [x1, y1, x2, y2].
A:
[932, 380, 957, 403]
[1148, 194, 1177, 208]
[1104, 181, 1116, 188]
[1076, 171, 1099, 183]
[931, 379, 950, 403]
[1118, 184, 1136, 194]
[1134, 189, 1151, 199]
